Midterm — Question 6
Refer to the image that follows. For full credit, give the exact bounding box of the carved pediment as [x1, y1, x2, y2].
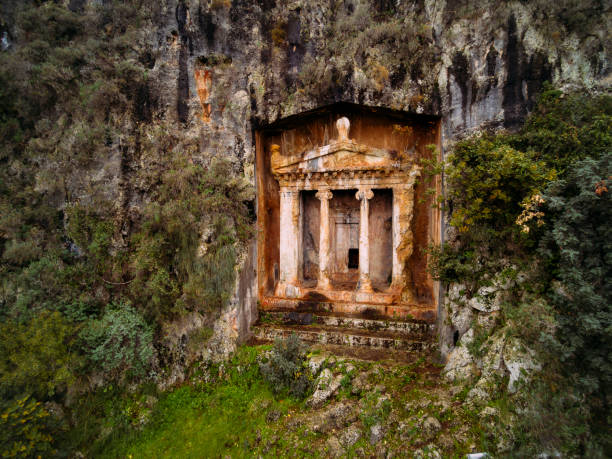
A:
[271, 117, 414, 175]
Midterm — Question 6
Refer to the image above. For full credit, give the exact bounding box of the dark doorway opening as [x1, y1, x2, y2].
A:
[348, 248, 359, 269]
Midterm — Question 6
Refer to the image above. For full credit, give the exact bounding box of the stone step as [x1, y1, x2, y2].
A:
[252, 323, 435, 352]
[260, 296, 436, 322]
[260, 310, 435, 337]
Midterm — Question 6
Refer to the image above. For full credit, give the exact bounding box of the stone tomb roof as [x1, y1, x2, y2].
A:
[271, 117, 419, 188]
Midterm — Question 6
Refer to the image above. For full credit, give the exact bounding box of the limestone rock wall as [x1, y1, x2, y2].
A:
[134, 0, 608, 358]
[5, 0, 609, 363]
[136, 0, 609, 360]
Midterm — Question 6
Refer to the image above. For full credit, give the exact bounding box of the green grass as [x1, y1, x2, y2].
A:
[79, 345, 493, 458]
[92, 346, 301, 458]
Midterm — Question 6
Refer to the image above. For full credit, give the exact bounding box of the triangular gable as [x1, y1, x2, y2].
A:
[272, 140, 394, 173]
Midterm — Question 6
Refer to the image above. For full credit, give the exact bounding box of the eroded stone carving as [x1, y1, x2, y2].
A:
[271, 117, 421, 306]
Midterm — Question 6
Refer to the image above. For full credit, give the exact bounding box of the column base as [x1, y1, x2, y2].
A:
[357, 276, 374, 293]
[274, 282, 302, 298]
[316, 277, 332, 290]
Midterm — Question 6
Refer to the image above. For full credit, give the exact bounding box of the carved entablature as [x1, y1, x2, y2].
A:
[272, 117, 420, 190]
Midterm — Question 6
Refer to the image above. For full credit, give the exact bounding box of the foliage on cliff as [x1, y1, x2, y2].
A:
[0, 2, 254, 455]
[433, 87, 611, 455]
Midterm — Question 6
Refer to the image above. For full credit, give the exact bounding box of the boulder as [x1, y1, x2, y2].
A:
[351, 370, 372, 395]
[325, 436, 345, 458]
[442, 329, 478, 382]
[420, 416, 442, 440]
[414, 445, 442, 459]
[308, 368, 342, 408]
[309, 402, 358, 434]
[308, 354, 327, 376]
[468, 286, 501, 313]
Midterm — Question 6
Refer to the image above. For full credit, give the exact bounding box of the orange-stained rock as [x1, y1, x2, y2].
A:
[194, 67, 212, 122]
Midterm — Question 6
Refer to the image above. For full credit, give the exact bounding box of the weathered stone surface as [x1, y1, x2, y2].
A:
[476, 310, 499, 333]
[451, 302, 474, 338]
[466, 375, 498, 407]
[369, 423, 385, 445]
[443, 329, 478, 382]
[338, 424, 362, 449]
[479, 331, 507, 375]
[420, 416, 442, 440]
[309, 402, 358, 434]
[308, 354, 327, 376]
[325, 436, 344, 458]
[468, 286, 501, 313]
[351, 371, 372, 395]
[503, 337, 541, 393]
[414, 445, 442, 459]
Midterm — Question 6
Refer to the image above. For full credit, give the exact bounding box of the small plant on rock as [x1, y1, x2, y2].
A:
[259, 334, 312, 399]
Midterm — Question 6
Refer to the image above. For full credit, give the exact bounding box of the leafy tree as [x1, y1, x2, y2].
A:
[538, 153, 611, 446]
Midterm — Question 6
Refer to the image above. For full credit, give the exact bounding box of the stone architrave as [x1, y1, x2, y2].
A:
[355, 188, 374, 293]
[315, 189, 333, 290]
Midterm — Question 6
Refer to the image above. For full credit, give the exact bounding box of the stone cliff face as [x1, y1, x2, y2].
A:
[132, 0, 608, 357]
[143, 0, 609, 143]
[4, 0, 609, 365]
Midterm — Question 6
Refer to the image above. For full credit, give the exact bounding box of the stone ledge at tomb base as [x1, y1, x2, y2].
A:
[251, 310, 436, 355]
[260, 296, 437, 323]
[253, 301, 437, 357]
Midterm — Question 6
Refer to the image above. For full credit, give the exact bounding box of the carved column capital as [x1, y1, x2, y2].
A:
[355, 188, 374, 201]
[279, 189, 298, 199]
[315, 189, 333, 201]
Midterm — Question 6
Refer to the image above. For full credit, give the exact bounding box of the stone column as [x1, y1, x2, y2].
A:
[355, 188, 374, 293]
[315, 189, 333, 290]
[276, 188, 300, 297]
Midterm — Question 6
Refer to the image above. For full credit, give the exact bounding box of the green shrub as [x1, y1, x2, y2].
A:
[0, 312, 81, 400]
[129, 155, 254, 320]
[509, 86, 612, 175]
[80, 303, 154, 382]
[446, 137, 555, 237]
[0, 396, 55, 458]
[259, 335, 312, 399]
[360, 390, 392, 429]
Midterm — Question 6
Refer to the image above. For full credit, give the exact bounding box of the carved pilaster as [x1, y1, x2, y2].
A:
[276, 188, 301, 298]
[391, 165, 421, 302]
